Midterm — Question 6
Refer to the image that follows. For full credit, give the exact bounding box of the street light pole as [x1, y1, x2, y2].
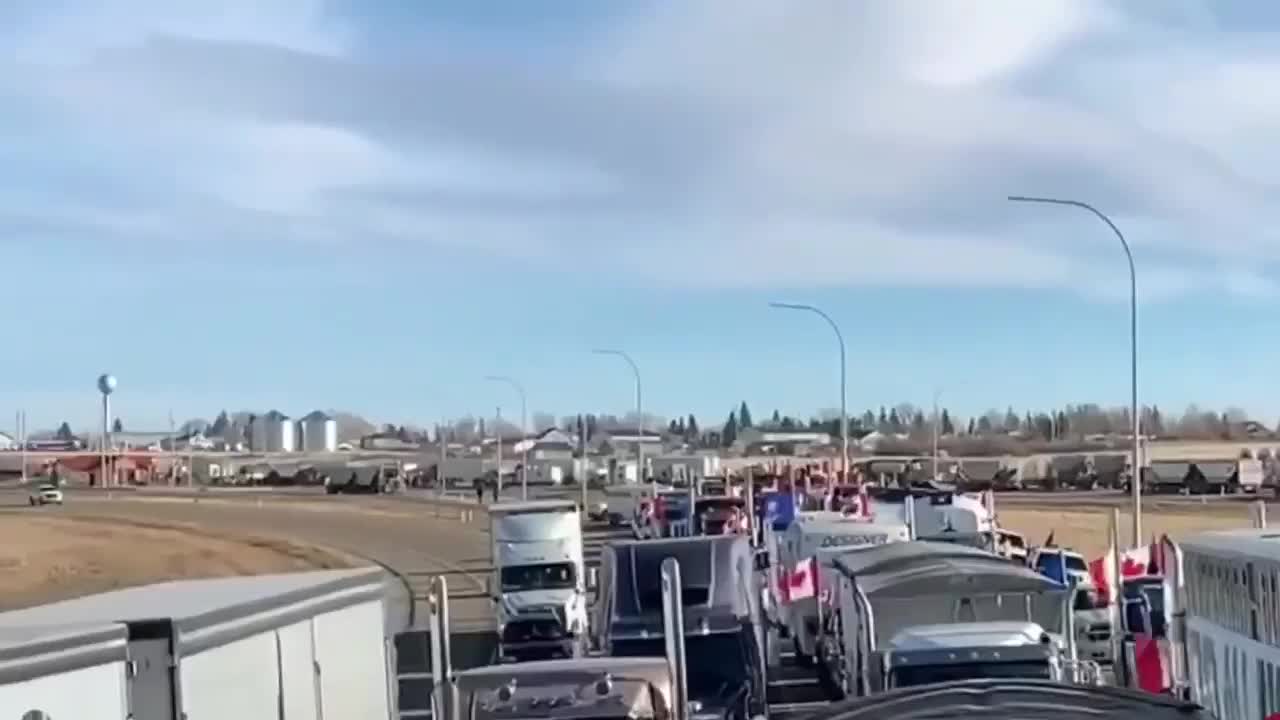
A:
[591, 349, 646, 491]
[485, 375, 529, 500]
[769, 303, 848, 480]
[1008, 195, 1142, 548]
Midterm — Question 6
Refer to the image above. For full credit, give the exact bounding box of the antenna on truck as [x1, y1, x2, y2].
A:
[661, 558, 690, 720]
[428, 576, 455, 720]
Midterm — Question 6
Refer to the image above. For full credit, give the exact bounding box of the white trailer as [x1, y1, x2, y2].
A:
[1155, 526, 1280, 717]
[771, 511, 911, 666]
[0, 623, 131, 719]
[0, 567, 390, 720]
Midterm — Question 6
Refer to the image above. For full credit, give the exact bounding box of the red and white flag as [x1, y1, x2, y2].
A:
[784, 558, 818, 603]
[1088, 543, 1156, 604]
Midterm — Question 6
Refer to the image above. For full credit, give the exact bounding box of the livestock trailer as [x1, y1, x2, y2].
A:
[0, 622, 131, 718]
[0, 567, 390, 720]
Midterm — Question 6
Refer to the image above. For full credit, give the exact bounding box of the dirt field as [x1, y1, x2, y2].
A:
[0, 514, 355, 611]
[998, 503, 1258, 559]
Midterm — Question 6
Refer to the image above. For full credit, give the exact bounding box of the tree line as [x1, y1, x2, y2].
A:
[35, 400, 1269, 447]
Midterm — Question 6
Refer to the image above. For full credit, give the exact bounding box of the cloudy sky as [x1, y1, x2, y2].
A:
[3, 0, 1279, 430]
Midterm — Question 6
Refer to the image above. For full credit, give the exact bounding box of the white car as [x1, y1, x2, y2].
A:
[28, 484, 63, 506]
[1072, 583, 1114, 664]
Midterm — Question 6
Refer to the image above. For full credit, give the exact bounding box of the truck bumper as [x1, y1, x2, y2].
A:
[499, 636, 582, 660]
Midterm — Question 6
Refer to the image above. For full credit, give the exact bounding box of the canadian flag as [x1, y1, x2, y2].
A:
[784, 558, 818, 603]
[1088, 543, 1156, 604]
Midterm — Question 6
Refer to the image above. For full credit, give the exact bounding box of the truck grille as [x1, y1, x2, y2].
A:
[503, 618, 567, 643]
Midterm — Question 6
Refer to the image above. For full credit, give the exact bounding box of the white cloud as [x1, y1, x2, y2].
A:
[1, 0, 1278, 300]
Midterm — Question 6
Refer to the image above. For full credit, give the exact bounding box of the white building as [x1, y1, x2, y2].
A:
[251, 410, 296, 453]
[0, 432, 14, 451]
[298, 411, 338, 453]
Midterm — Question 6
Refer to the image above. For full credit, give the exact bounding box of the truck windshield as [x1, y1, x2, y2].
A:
[501, 562, 576, 592]
[611, 633, 750, 705]
[890, 660, 1052, 688]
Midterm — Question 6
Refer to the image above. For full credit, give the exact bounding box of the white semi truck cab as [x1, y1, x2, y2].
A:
[880, 621, 1074, 688]
[489, 500, 588, 661]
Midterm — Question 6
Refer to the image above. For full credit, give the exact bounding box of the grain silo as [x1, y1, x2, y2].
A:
[299, 410, 338, 453]
[259, 410, 295, 453]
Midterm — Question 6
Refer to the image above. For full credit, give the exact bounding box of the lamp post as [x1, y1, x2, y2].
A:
[591, 349, 646, 490]
[1008, 195, 1142, 548]
[931, 388, 943, 482]
[769, 303, 849, 479]
[485, 375, 529, 500]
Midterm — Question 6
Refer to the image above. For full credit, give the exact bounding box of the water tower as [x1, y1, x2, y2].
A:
[97, 373, 117, 486]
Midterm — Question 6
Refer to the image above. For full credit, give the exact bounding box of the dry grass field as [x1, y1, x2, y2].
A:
[997, 502, 1259, 559]
[0, 515, 354, 610]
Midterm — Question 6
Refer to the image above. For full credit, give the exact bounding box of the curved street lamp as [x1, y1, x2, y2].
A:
[591, 349, 647, 491]
[769, 302, 849, 480]
[1008, 195, 1141, 548]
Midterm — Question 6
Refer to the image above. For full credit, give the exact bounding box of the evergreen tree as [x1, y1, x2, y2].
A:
[770, 409, 781, 427]
[877, 406, 889, 431]
[686, 414, 699, 440]
[911, 410, 926, 432]
[721, 411, 738, 447]
[55, 422, 74, 440]
[966, 417, 976, 435]
[111, 417, 123, 433]
[940, 409, 954, 436]
[738, 402, 753, 429]
[210, 410, 230, 436]
[888, 408, 903, 432]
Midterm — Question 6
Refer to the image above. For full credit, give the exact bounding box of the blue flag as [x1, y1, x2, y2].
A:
[761, 492, 795, 531]
[1036, 550, 1073, 586]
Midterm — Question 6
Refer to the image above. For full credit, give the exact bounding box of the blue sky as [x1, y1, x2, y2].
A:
[4, 1, 1280, 431]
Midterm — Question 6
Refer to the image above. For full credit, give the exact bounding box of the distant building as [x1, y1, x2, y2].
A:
[590, 430, 665, 457]
[251, 410, 296, 453]
[735, 428, 833, 455]
[360, 433, 418, 451]
[0, 432, 14, 451]
[298, 411, 338, 453]
[514, 429, 578, 460]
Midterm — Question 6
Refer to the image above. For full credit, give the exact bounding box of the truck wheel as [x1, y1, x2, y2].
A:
[817, 659, 845, 701]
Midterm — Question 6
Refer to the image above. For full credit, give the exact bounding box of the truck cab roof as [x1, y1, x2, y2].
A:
[456, 657, 671, 720]
[491, 500, 581, 515]
[824, 679, 1213, 720]
[886, 621, 1051, 651]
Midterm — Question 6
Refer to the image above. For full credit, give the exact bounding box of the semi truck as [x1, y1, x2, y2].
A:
[489, 500, 589, 662]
